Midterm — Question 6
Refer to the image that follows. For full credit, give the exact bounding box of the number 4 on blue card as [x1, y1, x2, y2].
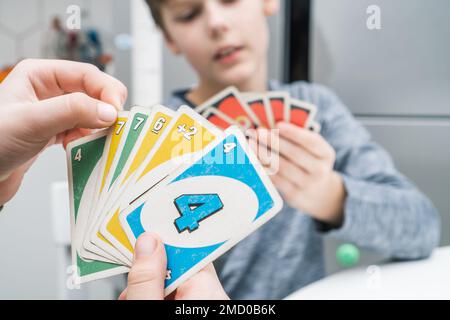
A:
[174, 194, 224, 233]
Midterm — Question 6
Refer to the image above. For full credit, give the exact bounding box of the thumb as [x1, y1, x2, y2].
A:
[126, 232, 167, 300]
[22, 92, 119, 141]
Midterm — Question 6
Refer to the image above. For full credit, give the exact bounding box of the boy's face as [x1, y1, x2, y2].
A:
[161, 0, 279, 88]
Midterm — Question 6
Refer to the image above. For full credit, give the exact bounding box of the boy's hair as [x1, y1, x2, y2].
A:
[145, 0, 166, 33]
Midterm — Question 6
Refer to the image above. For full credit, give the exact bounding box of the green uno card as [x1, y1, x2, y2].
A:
[67, 131, 129, 284]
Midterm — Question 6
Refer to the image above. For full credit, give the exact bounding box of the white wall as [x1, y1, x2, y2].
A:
[131, 0, 162, 107]
[0, 147, 64, 299]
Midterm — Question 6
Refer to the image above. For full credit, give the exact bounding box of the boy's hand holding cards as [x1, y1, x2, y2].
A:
[195, 86, 321, 133]
[66, 103, 283, 295]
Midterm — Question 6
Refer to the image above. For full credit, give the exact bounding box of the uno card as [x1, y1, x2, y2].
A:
[286, 98, 317, 129]
[89, 107, 154, 265]
[81, 112, 130, 264]
[196, 87, 260, 130]
[99, 106, 175, 262]
[103, 107, 153, 195]
[201, 107, 237, 130]
[112, 106, 176, 193]
[107, 106, 224, 261]
[119, 126, 283, 296]
[67, 131, 129, 283]
[266, 92, 289, 124]
[242, 93, 275, 129]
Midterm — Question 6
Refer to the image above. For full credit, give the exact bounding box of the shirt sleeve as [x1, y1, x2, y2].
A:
[304, 83, 441, 260]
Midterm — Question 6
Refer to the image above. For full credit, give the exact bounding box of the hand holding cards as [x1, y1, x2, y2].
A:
[66, 103, 283, 295]
[195, 86, 321, 133]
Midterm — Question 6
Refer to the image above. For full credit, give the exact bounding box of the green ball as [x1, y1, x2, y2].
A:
[336, 244, 360, 267]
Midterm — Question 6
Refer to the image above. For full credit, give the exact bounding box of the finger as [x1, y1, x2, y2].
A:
[257, 129, 316, 173]
[271, 174, 301, 205]
[248, 130, 278, 169]
[249, 136, 277, 167]
[248, 136, 280, 176]
[21, 92, 118, 142]
[277, 155, 309, 189]
[15, 59, 127, 108]
[62, 128, 93, 149]
[126, 232, 167, 300]
[175, 264, 228, 300]
[276, 122, 335, 160]
[258, 145, 280, 176]
[118, 289, 127, 300]
[247, 137, 259, 156]
[188, 264, 220, 287]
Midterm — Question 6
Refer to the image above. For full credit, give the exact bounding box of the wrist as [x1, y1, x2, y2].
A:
[317, 172, 346, 227]
[331, 171, 347, 227]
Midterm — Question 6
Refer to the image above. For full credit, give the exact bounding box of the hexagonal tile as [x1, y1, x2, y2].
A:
[19, 26, 45, 59]
[89, 0, 113, 32]
[0, 33, 16, 66]
[0, 0, 41, 35]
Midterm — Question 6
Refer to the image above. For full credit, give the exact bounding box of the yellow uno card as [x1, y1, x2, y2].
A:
[107, 106, 223, 261]
[98, 106, 175, 261]
[81, 112, 130, 264]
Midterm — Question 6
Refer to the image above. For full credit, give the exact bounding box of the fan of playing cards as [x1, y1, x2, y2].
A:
[196, 86, 320, 132]
[66, 86, 319, 296]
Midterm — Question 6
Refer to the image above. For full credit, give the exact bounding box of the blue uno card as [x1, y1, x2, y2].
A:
[120, 127, 283, 295]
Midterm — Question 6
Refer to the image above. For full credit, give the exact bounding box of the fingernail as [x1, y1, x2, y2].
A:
[97, 102, 117, 122]
[135, 233, 157, 259]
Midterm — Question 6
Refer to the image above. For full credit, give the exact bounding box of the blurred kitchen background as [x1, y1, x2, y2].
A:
[0, 0, 448, 299]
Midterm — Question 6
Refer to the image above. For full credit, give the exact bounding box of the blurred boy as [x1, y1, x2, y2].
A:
[145, 0, 440, 299]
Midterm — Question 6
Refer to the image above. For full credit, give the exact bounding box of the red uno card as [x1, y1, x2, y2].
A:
[266, 92, 289, 124]
[202, 108, 236, 130]
[196, 87, 260, 130]
[243, 93, 274, 129]
[287, 98, 317, 128]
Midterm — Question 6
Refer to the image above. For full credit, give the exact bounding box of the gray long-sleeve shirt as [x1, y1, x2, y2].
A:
[164, 80, 441, 299]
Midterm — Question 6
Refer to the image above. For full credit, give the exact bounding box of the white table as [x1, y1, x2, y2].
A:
[286, 246, 450, 300]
